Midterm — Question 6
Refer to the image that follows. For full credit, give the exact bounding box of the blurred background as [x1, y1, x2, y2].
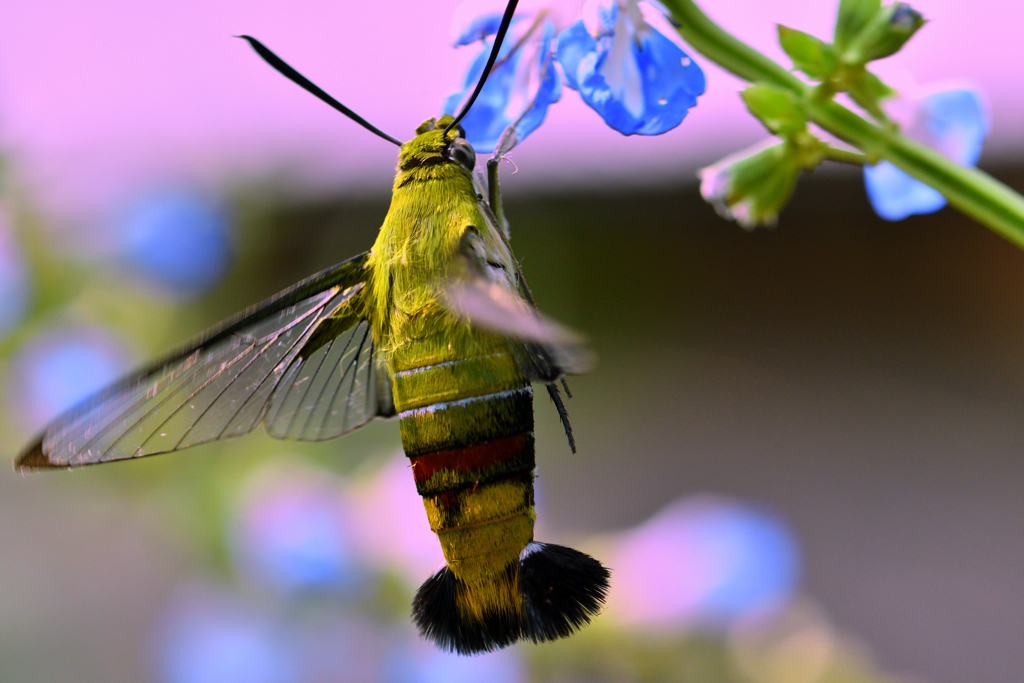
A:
[1, 1, 1023, 682]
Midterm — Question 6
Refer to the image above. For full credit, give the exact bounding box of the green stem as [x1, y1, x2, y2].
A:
[822, 145, 868, 166]
[661, 0, 1024, 248]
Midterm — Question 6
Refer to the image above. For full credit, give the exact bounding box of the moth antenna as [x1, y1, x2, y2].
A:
[445, 0, 521, 136]
[238, 35, 404, 147]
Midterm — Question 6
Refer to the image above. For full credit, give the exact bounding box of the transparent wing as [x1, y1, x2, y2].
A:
[265, 319, 394, 441]
[440, 228, 594, 381]
[17, 252, 392, 470]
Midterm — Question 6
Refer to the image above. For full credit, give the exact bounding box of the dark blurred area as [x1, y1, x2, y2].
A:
[2, 162, 1023, 683]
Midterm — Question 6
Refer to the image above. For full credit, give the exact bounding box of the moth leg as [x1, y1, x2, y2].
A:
[482, 163, 580, 454]
[486, 158, 511, 241]
[545, 381, 576, 454]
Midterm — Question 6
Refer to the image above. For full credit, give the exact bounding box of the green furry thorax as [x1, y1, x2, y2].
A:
[367, 119, 514, 373]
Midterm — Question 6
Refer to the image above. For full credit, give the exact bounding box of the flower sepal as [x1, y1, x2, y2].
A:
[843, 67, 896, 121]
[834, 0, 884, 53]
[741, 84, 806, 137]
[775, 12, 899, 121]
[777, 25, 836, 82]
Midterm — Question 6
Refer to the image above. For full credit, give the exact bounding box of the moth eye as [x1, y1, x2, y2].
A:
[451, 138, 476, 171]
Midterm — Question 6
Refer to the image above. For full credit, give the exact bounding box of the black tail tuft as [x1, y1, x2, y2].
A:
[412, 543, 610, 654]
[411, 565, 521, 655]
[519, 542, 610, 643]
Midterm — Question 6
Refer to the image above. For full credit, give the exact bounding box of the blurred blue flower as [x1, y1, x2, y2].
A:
[608, 496, 799, 629]
[386, 641, 524, 683]
[157, 585, 298, 683]
[234, 464, 363, 593]
[864, 86, 988, 221]
[10, 325, 129, 431]
[445, 6, 562, 153]
[0, 207, 30, 336]
[348, 455, 446, 585]
[556, 0, 705, 135]
[117, 188, 232, 297]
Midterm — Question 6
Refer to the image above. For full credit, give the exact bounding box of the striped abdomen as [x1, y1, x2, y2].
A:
[394, 343, 609, 656]
[393, 350, 536, 590]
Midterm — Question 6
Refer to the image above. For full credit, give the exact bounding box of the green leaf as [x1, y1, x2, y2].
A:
[835, 0, 881, 50]
[741, 84, 806, 136]
[845, 68, 896, 118]
[777, 25, 836, 81]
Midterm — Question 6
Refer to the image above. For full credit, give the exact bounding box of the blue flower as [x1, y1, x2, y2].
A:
[386, 641, 525, 683]
[556, 0, 705, 135]
[606, 496, 800, 629]
[9, 325, 130, 431]
[0, 207, 30, 336]
[233, 464, 364, 594]
[864, 86, 988, 221]
[117, 188, 233, 298]
[450, 0, 524, 47]
[156, 585, 298, 683]
[444, 8, 562, 154]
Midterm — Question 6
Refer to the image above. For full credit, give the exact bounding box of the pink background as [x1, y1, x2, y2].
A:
[1, 0, 1021, 215]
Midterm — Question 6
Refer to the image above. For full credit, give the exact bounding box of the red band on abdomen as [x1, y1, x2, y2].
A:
[409, 432, 535, 496]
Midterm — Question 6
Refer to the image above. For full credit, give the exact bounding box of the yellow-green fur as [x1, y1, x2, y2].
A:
[391, 352, 521, 411]
[366, 125, 517, 372]
[366, 120, 533, 620]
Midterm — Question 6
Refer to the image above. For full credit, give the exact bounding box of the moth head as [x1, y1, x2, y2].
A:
[399, 117, 476, 172]
[415, 116, 464, 138]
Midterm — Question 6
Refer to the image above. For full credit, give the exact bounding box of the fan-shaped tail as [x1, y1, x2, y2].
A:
[412, 542, 609, 655]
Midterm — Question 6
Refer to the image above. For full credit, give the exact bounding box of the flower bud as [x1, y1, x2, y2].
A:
[699, 140, 802, 229]
[861, 3, 925, 61]
[837, 1, 925, 65]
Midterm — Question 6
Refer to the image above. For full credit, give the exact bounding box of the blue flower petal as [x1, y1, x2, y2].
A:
[864, 159, 946, 220]
[920, 88, 988, 165]
[450, 2, 526, 47]
[453, 11, 506, 47]
[512, 68, 561, 144]
[554, 20, 596, 91]
[445, 22, 562, 154]
[555, 18, 705, 136]
[864, 88, 987, 221]
[512, 24, 563, 144]
[444, 42, 523, 152]
[633, 28, 706, 134]
[611, 497, 799, 627]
